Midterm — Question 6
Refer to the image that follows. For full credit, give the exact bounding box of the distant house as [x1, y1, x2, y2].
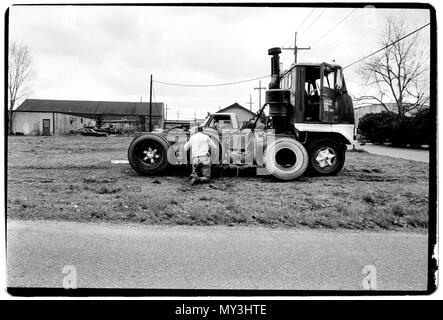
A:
[216, 103, 256, 127]
[12, 99, 164, 135]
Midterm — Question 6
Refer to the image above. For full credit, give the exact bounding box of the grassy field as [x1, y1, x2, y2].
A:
[7, 135, 429, 231]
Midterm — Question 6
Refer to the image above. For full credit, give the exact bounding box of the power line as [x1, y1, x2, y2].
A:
[310, 8, 358, 47]
[254, 80, 266, 110]
[296, 8, 327, 62]
[281, 9, 314, 49]
[280, 8, 317, 67]
[154, 74, 270, 87]
[282, 7, 315, 49]
[282, 32, 311, 64]
[343, 22, 430, 69]
[297, 8, 316, 32]
[299, 8, 326, 37]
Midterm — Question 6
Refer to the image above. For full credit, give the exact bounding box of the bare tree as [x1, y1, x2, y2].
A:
[8, 42, 34, 134]
[357, 17, 429, 118]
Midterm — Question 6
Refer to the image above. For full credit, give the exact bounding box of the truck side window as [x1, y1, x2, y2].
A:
[209, 115, 232, 131]
[281, 74, 292, 89]
[220, 120, 232, 129]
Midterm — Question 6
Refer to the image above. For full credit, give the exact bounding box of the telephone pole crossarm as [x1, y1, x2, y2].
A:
[281, 32, 311, 63]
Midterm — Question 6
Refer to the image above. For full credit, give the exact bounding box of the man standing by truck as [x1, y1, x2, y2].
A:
[184, 126, 217, 185]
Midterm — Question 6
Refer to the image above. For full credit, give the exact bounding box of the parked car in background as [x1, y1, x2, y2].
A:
[78, 127, 108, 137]
[95, 124, 123, 135]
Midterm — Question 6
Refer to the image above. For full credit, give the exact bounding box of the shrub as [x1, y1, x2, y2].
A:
[358, 111, 397, 143]
[358, 108, 431, 146]
[389, 117, 413, 146]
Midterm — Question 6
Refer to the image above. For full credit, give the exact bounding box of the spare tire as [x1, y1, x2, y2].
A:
[264, 138, 308, 180]
[128, 134, 170, 175]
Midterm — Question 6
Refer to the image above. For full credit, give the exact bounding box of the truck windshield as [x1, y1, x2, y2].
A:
[201, 117, 210, 127]
[314, 67, 343, 91]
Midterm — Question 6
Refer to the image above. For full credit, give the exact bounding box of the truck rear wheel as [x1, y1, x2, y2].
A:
[264, 138, 308, 180]
[307, 138, 345, 176]
[128, 134, 170, 175]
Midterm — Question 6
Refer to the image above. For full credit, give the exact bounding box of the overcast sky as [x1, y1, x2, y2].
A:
[9, 5, 430, 119]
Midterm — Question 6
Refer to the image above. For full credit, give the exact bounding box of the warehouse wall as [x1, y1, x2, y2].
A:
[12, 112, 95, 135]
[12, 112, 163, 135]
[54, 113, 95, 135]
[12, 112, 54, 135]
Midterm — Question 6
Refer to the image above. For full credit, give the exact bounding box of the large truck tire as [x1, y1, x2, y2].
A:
[306, 138, 345, 176]
[128, 133, 171, 175]
[264, 138, 308, 181]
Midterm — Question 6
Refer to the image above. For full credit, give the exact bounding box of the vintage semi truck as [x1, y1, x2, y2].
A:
[127, 47, 355, 180]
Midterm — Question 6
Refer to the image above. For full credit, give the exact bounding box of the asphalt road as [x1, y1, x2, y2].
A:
[7, 220, 428, 291]
[355, 143, 429, 163]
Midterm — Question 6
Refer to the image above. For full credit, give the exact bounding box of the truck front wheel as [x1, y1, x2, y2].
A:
[128, 134, 170, 175]
[307, 139, 345, 176]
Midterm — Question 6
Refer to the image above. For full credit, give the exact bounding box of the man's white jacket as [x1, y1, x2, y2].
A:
[184, 132, 217, 158]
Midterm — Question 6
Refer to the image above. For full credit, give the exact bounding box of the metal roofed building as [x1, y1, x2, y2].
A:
[11, 99, 164, 135]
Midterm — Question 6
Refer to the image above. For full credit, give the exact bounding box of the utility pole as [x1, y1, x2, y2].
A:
[162, 103, 168, 129]
[245, 94, 254, 112]
[176, 110, 180, 120]
[149, 74, 153, 132]
[165, 103, 169, 120]
[282, 32, 311, 64]
[254, 80, 266, 110]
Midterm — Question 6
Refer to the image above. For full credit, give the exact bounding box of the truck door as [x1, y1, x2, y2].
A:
[319, 65, 336, 123]
[302, 66, 321, 122]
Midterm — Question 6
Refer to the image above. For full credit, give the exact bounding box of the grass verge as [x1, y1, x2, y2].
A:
[7, 135, 429, 231]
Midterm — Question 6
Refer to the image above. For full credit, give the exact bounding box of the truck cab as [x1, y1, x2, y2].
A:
[278, 63, 354, 125]
[264, 47, 355, 175]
